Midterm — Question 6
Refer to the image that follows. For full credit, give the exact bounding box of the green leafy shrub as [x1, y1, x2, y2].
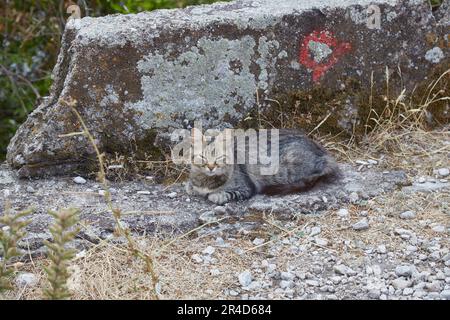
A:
[43, 208, 80, 300]
[0, 205, 33, 293]
[0, 0, 228, 161]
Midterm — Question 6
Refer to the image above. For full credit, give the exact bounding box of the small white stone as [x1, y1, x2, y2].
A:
[334, 264, 355, 276]
[425, 47, 444, 64]
[367, 159, 378, 165]
[252, 238, 265, 246]
[167, 192, 177, 198]
[314, 238, 328, 246]
[15, 273, 38, 287]
[403, 288, 414, 295]
[137, 190, 151, 195]
[202, 246, 215, 255]
[392, 278, 411, 290]
[352, 218, 369, 230]
[210, 268, 221, 276]
[337, 208, 349, 217]
[400, 210, 416, 220]
[418, 177, 426, 183]
[310, 226, 321, 237]
[425, 281, 441, 292]
[229, 290, 239, 296]
[73, 176, 87, 184]
[26, 186, 35, 193]
[437, 168, 450, 177]
[377, 244, 387, 254]
[349, 192, 359, 203]
[191, 254, 203, 263]
[395, 265, 413, 277]
[431, 225, 445, 233]
[305, 280, 319, 286]
[280, 280, 293, 289]
[238, 270, 253, 287]
[280, 271, 295, 281]
[75, 250, 86, 259]
[441, 290, 450, 300]
[3, 189, 11, 197]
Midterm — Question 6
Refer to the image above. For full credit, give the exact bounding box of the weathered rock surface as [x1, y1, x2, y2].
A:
[0, 162, 411, 257]
[6, 0, 449, 177]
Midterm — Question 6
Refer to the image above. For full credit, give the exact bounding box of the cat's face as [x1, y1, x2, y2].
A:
[191, 154, 231, 177]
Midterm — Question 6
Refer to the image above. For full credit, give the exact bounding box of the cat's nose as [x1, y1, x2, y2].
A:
[207, 164, 215, 171]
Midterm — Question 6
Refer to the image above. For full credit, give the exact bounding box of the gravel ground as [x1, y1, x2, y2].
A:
[1, 143, 449, 300]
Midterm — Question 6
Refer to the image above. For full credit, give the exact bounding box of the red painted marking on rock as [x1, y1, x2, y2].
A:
[299, 30, 352, 82]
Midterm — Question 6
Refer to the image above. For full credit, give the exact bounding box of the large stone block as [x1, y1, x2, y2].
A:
[7, 0, 449, 176]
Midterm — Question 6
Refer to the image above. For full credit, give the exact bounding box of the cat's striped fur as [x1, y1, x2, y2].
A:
[185, 129, 340, 205]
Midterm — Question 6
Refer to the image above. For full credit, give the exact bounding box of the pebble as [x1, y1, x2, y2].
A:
[314, 238, 329, 246]
[213, 206, 227, 214]
[349, 192, 359, 203]
[377, 244, 387, 254]
[437, 168, 450, 177]
[305, 280, 319, 287]
[330, 276, 341, 284]
[26, 186, 35, 193]
[402, 288, 414, 295]
[418, 177, 426, 183]
[400, 210, 416, 220]
[191, 254, 203, 263]
[280, 280, 293, 289]
[333, 264, 355, 276]
[441, 290, 450, 300]
[310, 226, 321, 237]
[337, 208, 349, 217]
[352, 218, 369, 231]
[229, 290, 239, 296]
[202, 246, 215, 255]
[392, 278, 411, 290]
[395, 265, 413, 277]
[73, 176, 87, 184]
[137, 190, 151, 195]
[368, 289, 381, 299]
[367, 159, 378, 165]
[15, 273, 38, 287]
[252, 238, 265, 246]
[425, 281, 441, 292]
[431, 225, 445, 233]
[167, 192, 177, 198]
[280, 272, 295, 281]
[210, 268, 221, 276]
[238, 270, 253, 287]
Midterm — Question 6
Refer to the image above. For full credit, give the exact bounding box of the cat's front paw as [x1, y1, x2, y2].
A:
[207, 192, 229, 205]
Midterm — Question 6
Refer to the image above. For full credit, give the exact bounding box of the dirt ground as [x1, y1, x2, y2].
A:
[1, 125, 449, 300]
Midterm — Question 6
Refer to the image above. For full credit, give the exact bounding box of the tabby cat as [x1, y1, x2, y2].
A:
[185, 129, 340, 205]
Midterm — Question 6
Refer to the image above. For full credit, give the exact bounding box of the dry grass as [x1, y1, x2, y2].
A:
[2, 70, 449, 300]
